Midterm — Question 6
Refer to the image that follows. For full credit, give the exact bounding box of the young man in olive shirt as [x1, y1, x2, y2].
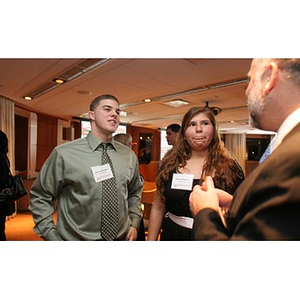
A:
[29, 94, 143, 241]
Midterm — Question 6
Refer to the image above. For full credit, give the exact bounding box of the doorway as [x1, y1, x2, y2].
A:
[15, 114, 28, 178]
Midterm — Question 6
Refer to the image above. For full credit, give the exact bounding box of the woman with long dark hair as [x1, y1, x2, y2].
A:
[147, 107, 245, 241]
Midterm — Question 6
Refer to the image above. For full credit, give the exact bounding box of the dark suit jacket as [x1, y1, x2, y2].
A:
[193, 122, 300, 240]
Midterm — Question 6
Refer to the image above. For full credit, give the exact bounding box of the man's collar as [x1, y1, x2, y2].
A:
[87, 132, 117, 151]
[271, 107, 300, 153]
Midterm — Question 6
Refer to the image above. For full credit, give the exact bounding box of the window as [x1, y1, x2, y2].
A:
[81, 120, 91, 138]
[160, 129, 172, 160]
[246, 138, 270, 161]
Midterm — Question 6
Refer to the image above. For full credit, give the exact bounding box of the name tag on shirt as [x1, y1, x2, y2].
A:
[171, 173, 194, 191]
[91, 164, 114, 183]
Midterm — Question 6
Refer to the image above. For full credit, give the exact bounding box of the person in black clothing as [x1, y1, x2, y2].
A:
[0, 130, 15, 241]
[148, 108, 244, 241]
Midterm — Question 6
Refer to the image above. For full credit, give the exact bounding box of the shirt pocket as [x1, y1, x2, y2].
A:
[115, 166, 134, 184]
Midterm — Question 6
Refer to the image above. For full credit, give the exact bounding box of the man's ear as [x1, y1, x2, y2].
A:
[88, 110, 95, 121]
[264, 62, 279, 95]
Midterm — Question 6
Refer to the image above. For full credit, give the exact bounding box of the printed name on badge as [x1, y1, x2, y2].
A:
[91, 164, 114, 183]
[171, 173, 194, 191]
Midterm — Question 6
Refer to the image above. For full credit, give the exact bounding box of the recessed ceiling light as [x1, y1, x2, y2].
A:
[144, 99, 151, 103]
[24, 96, 33, 101]
[53, 78, 65, 84]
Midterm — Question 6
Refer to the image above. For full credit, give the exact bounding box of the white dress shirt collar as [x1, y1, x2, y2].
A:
[270, 107, 300, 153]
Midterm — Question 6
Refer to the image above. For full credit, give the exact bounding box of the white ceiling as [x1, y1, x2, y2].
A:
[0, 58, 270, 134]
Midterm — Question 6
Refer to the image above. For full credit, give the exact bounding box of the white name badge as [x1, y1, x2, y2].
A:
[91, 164, 114, 183]
[171, 173, 194, 191]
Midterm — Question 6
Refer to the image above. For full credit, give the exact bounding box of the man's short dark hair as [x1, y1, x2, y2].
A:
[90, 94, 119, 111]
[166, 123, 181, 133]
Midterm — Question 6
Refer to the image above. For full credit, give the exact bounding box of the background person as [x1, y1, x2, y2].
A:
[113, 133, 133, 148]
[147, 107, 244, 241]
[29, 94, 143, 241]
[166, 123, 181, 146]
[0, 130, 16, 241]
[190, 58, 300, 240]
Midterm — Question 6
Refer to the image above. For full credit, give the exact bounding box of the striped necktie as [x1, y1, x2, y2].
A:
[101, 143, 119, 241]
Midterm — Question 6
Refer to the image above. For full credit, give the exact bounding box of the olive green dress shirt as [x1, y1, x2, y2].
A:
[29, 133, 143, 241]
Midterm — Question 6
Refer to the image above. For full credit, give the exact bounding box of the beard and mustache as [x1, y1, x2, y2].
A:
[246, 79, 266, 130]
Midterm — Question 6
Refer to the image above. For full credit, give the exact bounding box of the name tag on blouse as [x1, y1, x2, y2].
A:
[91, 164, 114, 183]
[171, 173, 194, 191]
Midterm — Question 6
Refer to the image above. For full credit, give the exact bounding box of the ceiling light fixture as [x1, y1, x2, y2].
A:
[23, 96, 32, 101]
[163, 99, 189, 108]
[144, 99, 151, 103]
[53, 78, 65, 84]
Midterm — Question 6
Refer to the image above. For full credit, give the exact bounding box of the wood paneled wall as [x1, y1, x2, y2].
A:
[15, 114, 28, 176]
[72, 121, 81, 139]
[36, 113, 57, 171]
